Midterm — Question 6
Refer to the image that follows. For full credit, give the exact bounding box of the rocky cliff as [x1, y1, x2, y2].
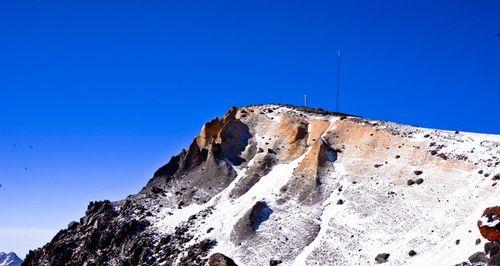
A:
[23, 104, 500, 265]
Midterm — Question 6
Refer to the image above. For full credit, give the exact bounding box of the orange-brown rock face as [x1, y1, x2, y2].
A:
[478, 206, 500, 242]
[197, 118, 223, 148]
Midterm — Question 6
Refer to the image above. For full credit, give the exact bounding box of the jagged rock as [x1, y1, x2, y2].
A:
[67, 221, 78, 231]
[415, 178, 424, 185]
[407, 179, 415, 186]
[408, 250, 417, 256]
[208, 253, 238, 266]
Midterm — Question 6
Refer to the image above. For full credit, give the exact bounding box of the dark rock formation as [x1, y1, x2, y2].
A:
[231, 201, 273, 245]
[208, 253, 238, 266]
[375, 253, 390, 263]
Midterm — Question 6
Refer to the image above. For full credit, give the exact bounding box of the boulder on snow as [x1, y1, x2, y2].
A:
[269, 259, 282, 265]
[478, 206, 500, 242]
[468, 252, 488, 264]
[375, 253, 390, 263]
[208, 253, 238, 266]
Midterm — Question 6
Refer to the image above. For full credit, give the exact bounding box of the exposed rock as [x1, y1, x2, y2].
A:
[67, 221, 78, 231]
[231, 201, 273, 245]
[375, 253, 390, 263]
[468, 252, 488, 264]
[407, 179, 415, 186]
[408, 250, 417, 257]
[485, 242, 500, 257]
[269, 259, 282, 265]
[415, 178, 424, 185]
[208, 253, 238, 266]
[490, 254, 500, 266]
[478, 207, 500, 242]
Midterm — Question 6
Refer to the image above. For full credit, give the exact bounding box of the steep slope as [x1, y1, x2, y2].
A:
[0, 252, 22, 266]
[23, 104, 500, 266]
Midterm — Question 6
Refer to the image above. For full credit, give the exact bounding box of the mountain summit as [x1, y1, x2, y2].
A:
[23, 105, 500, 265]
[0, 252, 22, 266]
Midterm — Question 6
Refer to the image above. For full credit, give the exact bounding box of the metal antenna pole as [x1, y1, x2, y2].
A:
[336, 48, 341, 112]
[304, 92, 308, 107]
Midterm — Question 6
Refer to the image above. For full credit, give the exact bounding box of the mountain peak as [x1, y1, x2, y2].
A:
[23, 104, 500, 265]
[0, 252, 22, 266]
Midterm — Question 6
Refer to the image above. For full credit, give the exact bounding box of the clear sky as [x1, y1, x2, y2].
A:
[0, 0, 499, 257]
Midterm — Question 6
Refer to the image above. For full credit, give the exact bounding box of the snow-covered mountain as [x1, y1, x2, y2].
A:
[23, 105, 500, 265]
[0, 252, 22, 266]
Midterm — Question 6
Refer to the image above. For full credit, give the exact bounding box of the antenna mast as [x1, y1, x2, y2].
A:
[304, 91, 308, 107]
[336, 48, 341, 112]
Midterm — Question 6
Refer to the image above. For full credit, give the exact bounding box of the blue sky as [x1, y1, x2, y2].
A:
[0, 0, 499, 257]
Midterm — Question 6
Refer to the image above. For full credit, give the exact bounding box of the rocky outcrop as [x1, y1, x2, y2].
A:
[478, 207, 500, 242]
